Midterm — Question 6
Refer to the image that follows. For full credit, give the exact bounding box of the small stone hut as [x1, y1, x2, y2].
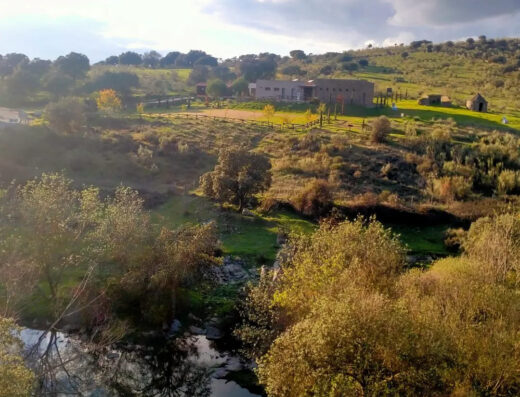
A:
[418, 94, 451, 107]
[466, 93, 488, 112]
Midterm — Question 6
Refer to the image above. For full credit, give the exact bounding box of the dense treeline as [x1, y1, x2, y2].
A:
[3, 35, 519, 108]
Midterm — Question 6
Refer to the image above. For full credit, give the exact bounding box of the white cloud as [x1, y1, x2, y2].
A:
[0, 0, 519, 60]
[382, 32, 415, 47]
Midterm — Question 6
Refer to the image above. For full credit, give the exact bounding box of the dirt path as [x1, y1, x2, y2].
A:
[200, 109, 263, 120]
[0, 107, 20, 123]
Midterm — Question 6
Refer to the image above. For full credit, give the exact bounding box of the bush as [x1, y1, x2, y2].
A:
[44, 97, 86, 134]
[444, 227, 466, 252]
[370, 116, 391, 143]
[429, 175, 472, 202]
[292, 179, 332, 217]
[497, 170, 520, 195]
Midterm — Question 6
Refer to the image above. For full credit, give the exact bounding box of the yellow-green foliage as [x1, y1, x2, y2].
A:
[0, 318, 34, 397]
[273, 218, 405, 319]
[251, 213, 520, 396]
[429, 175, 473, 202]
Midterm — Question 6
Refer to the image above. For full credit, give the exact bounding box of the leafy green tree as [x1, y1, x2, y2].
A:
[44, 97, 86, 134]
[231, 77, 248, 96]
[118, 51, 142, 66]
[3, 68, 40, 101]
[194, 55, 218, 67]
[23, 58, 52, 77]
[319, 65, 334, 75]
[188, 65, 209, 85]
[104, 55, 119, 65]
[206, 78, 228, 98]
[160, 51, 181, 68]
[54, 52, 90, 80]
[0, 53, 29, 78]
[142, 50, 162, 68]
[200, 148, 272, 211]
[237, 55, 277, 82]
[280, 65, 305, 76]
[289, 50, 306, 60]
[185, 50, 209, 66]
[88, 71, 139, 96]
[44, 70, 74, 98]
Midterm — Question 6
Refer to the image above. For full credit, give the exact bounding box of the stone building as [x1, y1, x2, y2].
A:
[466, 93, 488, 112]
[255, 79, 307, 101]
[418, 94, 451, 107]
[254, 78, 374, 106]
[313, 79, 374, 106]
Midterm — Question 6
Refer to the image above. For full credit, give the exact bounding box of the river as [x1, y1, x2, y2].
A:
[20, 327, 262, 396]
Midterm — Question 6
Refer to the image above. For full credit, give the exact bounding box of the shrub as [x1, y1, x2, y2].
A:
[370, 116, 391, 143]
[429, 176, 472, 202]
[44, 97, 86, 134]
[404, 120, 417, 137]
[292, 179, 332, 217]
[497, 170, 520, 195]
[444, 227, 466, 252]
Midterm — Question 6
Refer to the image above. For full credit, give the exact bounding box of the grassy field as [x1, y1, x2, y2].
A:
[221, 99, 519, 131]
[153, 194, 316, 263]
[154, 194, 451, 262]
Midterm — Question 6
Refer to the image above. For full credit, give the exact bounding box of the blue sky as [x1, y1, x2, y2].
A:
[0, 0, 519, 61]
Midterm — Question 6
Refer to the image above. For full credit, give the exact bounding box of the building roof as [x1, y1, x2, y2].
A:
[469, 93, 487, 103]
[196, 82, 207, 87]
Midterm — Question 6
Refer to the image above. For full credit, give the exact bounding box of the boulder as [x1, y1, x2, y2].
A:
[189, 326, 205, 335]
[206, 326, 223, 340]
[169, 319, 182, 334]
[241, 208, 255, 217]
[225, 356, 243, 371]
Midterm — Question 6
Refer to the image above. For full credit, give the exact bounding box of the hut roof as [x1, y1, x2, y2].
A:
[469, 93, 487, 103]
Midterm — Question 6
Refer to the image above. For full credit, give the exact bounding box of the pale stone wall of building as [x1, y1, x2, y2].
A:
[313, 79, 374, 106]
[255, 80, 304, 101]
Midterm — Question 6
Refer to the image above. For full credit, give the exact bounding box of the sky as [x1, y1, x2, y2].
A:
[0, 0, 519, 62]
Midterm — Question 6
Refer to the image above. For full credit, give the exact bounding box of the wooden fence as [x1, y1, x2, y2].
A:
[166, 112, 322, 132]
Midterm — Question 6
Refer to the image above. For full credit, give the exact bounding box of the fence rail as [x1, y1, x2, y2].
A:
[163, 112, 322, 132]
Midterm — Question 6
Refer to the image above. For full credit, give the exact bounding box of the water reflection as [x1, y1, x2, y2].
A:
[21, 329, 260, 397]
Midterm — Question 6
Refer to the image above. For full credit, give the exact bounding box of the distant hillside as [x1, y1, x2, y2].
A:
[274, 37, 520, 113]
[1, 37, 519, 112]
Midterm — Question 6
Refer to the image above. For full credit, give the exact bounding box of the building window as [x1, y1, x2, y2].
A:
[333, 88, 336, 91]
[274, 87, 280, 91]
[326, 88, 329, 91]
[339, 88, 342, 91]
[265, 87, 271, 91]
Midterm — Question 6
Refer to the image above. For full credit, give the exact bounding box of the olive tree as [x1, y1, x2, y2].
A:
[200, 148, 271, 211]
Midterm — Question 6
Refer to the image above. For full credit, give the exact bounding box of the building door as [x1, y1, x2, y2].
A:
[479, 102, 483, 112]
[281, 88, 285, 99]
